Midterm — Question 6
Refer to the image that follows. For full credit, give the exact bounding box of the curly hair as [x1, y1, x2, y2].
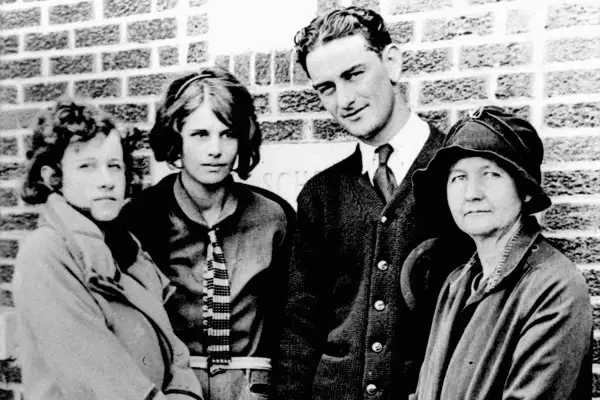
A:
[21, 98, 143, 205]
[294, 6, 392, 76]
[150, 67, 261, 180]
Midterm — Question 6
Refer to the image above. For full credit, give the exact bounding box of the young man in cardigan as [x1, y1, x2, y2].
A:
[274, 6, 465, 400]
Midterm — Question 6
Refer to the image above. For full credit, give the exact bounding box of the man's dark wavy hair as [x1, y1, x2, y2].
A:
[21, 98, 143, 205]
[150, 67, 261, 180]
[294, 6, 392, 76]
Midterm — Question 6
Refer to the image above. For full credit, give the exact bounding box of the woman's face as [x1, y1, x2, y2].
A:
[60, 131, 126, 222]
[179, 98, 239, 187]
[446, 156, 523, 240]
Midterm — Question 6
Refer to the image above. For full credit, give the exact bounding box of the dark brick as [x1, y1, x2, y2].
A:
[0, 290, 14, 307]
[75, 24, 120, 48]
[0, 7, 41, 29]
[100, 104, 148, 124]
[128, 18, 177, 43]
[252, 93, 270, 115]
[260, 120, 304, 142]
[0, 59, 41, 80]
[102, 48, 151, 71]
[402, 48, 451, 76]
[546, 37, 600, 63]
[391, 0, 451, 14]
[0, 188, 18, 207]
[541, 203, 600, 232]
[0, 137, 18, 156]
[495, 73, 533, 99]
[159, 45, 179, 67]
[234, 53, 251, 84]
[545, 69, 600, 98]
[460, 42, 532, 70]
[0, 109, 40, 131]
[274, 50, 291, 84]
[420, 77, 487, 105]
[255, 52, 272, 86]
[423, 12, 493, 42]
[417, 110, 451, 132]
[214, 55, 230, 71]
[389, 21, 414, 44]
[51, 54, 94, 75]
[187, 14, 208, 36]
[187, 41, 208, 64]
[1, 212, 38, 230]
[75, 78, 121, 98]
[506, 8, 532, 34]
[0, 239, 19, 258]
[0, 35, 19, 56]
[278, 90, 324, 113]
[313, 119, 349, 140]
[190, 0, 207, 6]
[0, 86, 18, 105]
[104, 0, 150, 18]
[0, 388, 13, 400]
[0, 264, 14, 283]
[546, 2, 600, 30]
[543, 135, 600, 163]
[543, 170, 600, 196]
[25, 31, 69, 52]
[0, 359, 21, 383]
[550, 237, 600, 265]
[49, 1, 93, 25]
[584, 269, 600, 298]
[128, 74, 170, 96]
[543, 102, 600, 128]
[292, 51, 309, 85]
[24, 82, 68, 103]
[157, 0, 178, 11]
[595, 371, 600, 397]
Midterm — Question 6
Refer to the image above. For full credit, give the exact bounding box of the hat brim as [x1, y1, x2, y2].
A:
[413, 146, 551, 217]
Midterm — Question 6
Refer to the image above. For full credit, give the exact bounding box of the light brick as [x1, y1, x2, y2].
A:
[49, 1, 93, 25]
[417, 110, 451, 132]
[158, 0, 178, 11]
[255, 52, 272, 86]
[187, 41, 208, 64]
[274, 50, 291, 84]
[252, 93, 270, 115]
[0, 137, 18, 156]
[0, 263, 15, 283]
[506, 8, 532, 34]
[0, 86, 18, 105]
[423, 12, 493, 42]
[278, 90, 324, 113]
[543, 102, 600, 128]
[187, 14, 208, 36]
[260, 120, 304, 142]
[24, 82, 68, 103]
[545, 37, 600, 63]
[0, 213, 38, 231]
[0, 7, 41, 29]
[100, 104, 148, 124]
[469, 0, 515, 3]
[75, 78, 121, 98]
[159, 45, 179, 67]
[388, 21, 414, 44]
[546, 2, 600, 30]
[0, 188, 19, 207]
[543, 135, 600, 163]
[0, 110, 40, 131]
[496, 73, 533, 99]
[420, 77, 488, 105]
[351, 0, 380, 13]
[313, 119, 349, 141]
[0, 289, 14, 307]
[0, 35, 19, 55]
[460, 42, 532, 70]
[391, 0, 451, 15]
[0, 59, 42, 80]
[214, 55, 230, 71]
[25, 31, 69, 52]
[543, 170, 600, 196]
[190, 0, 207, 6]
[402, 48, 451, 76]
[128, 74, 170, 96]
[127, 18, 177, 43]
[0, 239, 19, 259]
[544, 69, 600, 98]
[76, 25, 120, 47]
[104, 0, 150, 18]
[542, 204, 600, 232]
[233, 53, 251, 84]
[317, 0, 339, 14]
[102, 49, 151, 71]
[549, 237, 600, 265]
[51, 54, 94, 75]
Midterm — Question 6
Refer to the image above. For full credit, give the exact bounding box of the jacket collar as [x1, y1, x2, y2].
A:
[43, 193, 105, 241]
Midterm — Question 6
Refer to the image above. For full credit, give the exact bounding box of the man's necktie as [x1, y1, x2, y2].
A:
[202, 228, 231, 375]
[373, 143, 398, 203]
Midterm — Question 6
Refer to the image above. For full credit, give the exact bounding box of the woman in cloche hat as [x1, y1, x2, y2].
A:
[408, 106, 592, 400]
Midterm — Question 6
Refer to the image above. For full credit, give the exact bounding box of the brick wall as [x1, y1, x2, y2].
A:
[0, 0, 599, 398]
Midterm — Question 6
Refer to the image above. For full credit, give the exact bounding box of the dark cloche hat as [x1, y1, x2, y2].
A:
[413, 105, 551, 216]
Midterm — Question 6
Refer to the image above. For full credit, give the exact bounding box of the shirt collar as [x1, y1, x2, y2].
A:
[358, 111, 428, 177]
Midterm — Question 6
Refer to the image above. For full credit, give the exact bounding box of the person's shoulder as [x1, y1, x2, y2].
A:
[299, 149, 359, 195]
[238, 182, 294, 224]
[121, 173, 177, 221]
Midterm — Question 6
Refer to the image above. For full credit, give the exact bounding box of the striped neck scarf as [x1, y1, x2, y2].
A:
[202, 227, 232, 375]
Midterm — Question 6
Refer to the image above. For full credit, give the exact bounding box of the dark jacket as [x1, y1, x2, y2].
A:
[120, 173, 295, 359]
[410, 217, 592, 400]
[274, 124, 470, 400]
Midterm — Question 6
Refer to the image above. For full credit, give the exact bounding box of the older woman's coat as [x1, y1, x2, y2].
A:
[14, 194, 202, 400]
[410, 217, 592, 400]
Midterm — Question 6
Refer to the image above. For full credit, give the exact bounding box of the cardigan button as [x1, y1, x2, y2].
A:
[372, 342, 383, 353]
[374, 300, 385, 311]
[380, 216, 388, 224]
[377, 260, 388, 271]
[366, 384, 377, 395]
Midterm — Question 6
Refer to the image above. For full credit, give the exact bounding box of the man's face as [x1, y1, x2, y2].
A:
[306, 35, 399, 145]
